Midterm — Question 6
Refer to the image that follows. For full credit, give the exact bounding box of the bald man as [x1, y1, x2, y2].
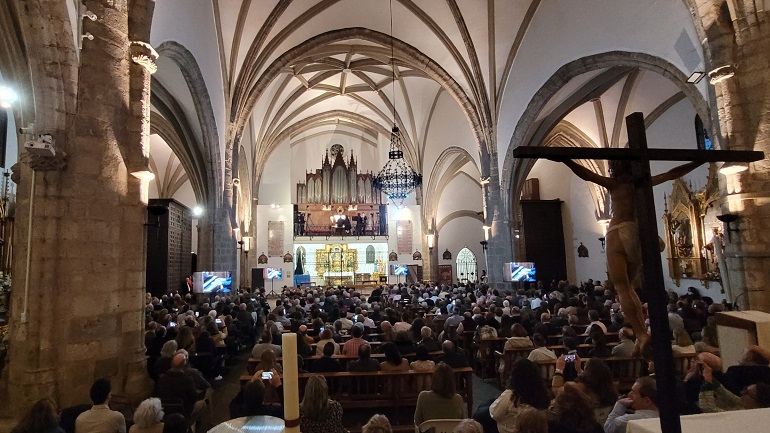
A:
[156, 353, 205, 420]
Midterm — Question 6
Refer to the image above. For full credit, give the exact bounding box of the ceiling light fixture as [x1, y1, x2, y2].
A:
[372, 0, 422, 208]
[686, 71, 705, 84]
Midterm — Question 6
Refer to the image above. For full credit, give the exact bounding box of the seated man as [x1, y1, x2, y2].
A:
[527, 333, 557, 362]
[311, 342, 343, 373]
[724, 344, 770, 394]
[156, 353, 205, 423]
[604, 376, 659, 433]
[698, 360, 770, 412]
[252, 330, 283, 359]
[348, 344, 380, 372]
[435, 340, 468, 368]
[611, 327, 636, 358]
[342, 325, 368, 357]
[75, 379, 126, 433]
[417, 326, 441, 353]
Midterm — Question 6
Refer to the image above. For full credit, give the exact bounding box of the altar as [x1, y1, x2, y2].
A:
[627, 408, 770, 433]
[288, 242, 388, 287]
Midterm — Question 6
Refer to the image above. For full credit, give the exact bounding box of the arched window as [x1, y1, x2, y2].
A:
[366, 245, 375, 263]
[695, 115, 712, 150]
[456, 247, 477, 283]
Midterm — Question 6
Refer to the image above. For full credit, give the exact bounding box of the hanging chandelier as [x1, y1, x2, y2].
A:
[373, 0, 422, 207]
[373, 125, 422, 207]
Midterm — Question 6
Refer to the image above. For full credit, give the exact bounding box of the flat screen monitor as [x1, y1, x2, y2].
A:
[264, 268, 283, 279]
[509, 262, 536, 282]
[393, 264, 408, 276]
[193, 271, 232, 293]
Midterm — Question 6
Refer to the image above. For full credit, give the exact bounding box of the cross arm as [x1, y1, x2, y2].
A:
[511, 146, 764, 163]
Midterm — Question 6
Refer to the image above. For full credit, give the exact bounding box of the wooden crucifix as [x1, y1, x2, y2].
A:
[513, 112, 764, 433]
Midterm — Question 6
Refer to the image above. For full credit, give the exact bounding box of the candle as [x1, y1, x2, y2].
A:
[282, 332, 300, 433]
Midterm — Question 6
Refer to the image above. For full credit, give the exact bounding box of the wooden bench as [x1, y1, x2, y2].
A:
[496, 351, 697, 391]
[239, 367, 474, 424]
[247, 350, 444, 374]
[493, 343, 620, 387]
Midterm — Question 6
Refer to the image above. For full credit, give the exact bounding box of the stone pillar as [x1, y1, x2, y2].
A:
[8, 0, 154, 410]
[703, 5, 770, 311]
[483, 155, 514, 291]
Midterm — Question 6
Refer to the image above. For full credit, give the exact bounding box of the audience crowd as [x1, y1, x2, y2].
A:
[12, 279, 770, 433]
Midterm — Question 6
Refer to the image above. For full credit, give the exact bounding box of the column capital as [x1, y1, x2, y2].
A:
[129, 41, 158, 74]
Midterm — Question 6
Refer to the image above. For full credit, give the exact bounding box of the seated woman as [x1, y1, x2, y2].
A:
[129, 398, 164, 433]
[672, 327, 696, 354]
[504, 324, 533, 350]
[300, 375, 348, 433]
[549, 383, 604, 433]
[489, 359, 551, 433]
[411, 345, 437, 390]
[254, 348, 283, 374]
[229, 370, 284, 419]
[380, 342, 409, 371]
[414, 363, 467, 426]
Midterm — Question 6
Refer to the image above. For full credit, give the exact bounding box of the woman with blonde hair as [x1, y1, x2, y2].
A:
[672, 327, 696, 354]
[300, 375, 347, 433]
[129, 398, 164, 433]
[362, 414, 392, 433]
[254, 348, 283, 374]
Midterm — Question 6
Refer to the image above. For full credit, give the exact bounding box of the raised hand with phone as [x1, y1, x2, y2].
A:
[253, 369, 282, 388]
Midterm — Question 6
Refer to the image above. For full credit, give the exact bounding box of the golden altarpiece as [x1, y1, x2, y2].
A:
[662, 164, 722, 286]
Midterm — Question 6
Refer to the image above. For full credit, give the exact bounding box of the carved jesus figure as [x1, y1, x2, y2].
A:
[555, 158, 703, 355]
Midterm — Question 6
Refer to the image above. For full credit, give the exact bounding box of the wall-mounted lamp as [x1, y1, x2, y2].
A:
[480, 177, 490, 185]
[597, 219, 611, 237]
[719, 162, 749, 176]
[598, 237, 606, 252]
[480, 240, 488, 251]
[482, 225, 491, 241]
[0, 85, 18, 108]
[717, 213, 740, 242]
[242, 236, 252, 254]
[192, 206, 203, 217]
[427, 233, 435, 251]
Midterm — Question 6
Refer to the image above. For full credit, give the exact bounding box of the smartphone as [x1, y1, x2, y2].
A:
[261, 371, 273, 380]
[168, 322, 176, 328]
[216, 319, 222, 324]
[320, 326, 325, 333]
[195, 311, 200, 318]
[565, 354, 576, 362]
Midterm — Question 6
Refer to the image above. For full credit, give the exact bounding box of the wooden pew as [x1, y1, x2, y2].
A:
[239, 367, 475, 424]
[247, 350, 444, 374]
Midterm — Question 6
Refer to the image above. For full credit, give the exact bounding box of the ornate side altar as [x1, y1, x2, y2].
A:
[663, 164, 721, 286]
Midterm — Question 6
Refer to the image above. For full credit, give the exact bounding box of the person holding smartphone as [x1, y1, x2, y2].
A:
[229, 369, 283, 419]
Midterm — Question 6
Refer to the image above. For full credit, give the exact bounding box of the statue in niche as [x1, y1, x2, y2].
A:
[577, 242, 589, 258]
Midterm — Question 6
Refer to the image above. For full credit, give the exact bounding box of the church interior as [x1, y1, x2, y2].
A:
[0, 0, 769, 430]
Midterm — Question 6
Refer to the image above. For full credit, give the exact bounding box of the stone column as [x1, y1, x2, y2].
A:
[703, 5, 770, 311]
[483, 155, 514, 292]
[8, 0, 154, 410]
